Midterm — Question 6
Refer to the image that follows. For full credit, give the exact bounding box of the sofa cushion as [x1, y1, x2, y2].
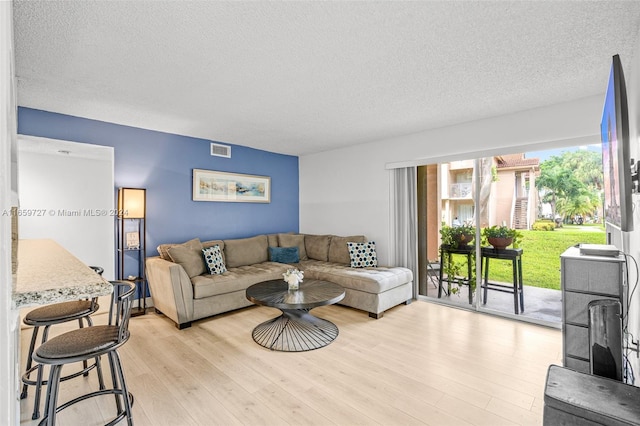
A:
[329, 235, 366, 264]
[267, 233, 280, 248]
[158, 239, 224, 262]
[298, 260, 412, 294]
[202, 245, 227, 275]
[157, 244, 170, 260]
[278, 233, 308, 260]
[157, 242, 179, 260]
[305, 234, 331, 261]
[167, 238, 205, 278]
[268, 246, 299, 263]
[223, 235, 269, 268]
[191, 262, 289, 298]
[347, 241, 378, 268]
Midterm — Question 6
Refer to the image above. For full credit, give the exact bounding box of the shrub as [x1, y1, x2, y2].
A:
[532, 220, 555, 231]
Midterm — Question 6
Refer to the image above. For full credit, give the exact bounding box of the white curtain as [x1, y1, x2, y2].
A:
[390, 167, 419, 298]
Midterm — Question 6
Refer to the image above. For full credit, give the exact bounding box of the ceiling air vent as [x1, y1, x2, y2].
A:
[210, 143, 231, 158]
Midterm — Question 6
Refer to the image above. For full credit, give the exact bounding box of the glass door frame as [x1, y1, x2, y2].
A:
[419, 157, 561, 329]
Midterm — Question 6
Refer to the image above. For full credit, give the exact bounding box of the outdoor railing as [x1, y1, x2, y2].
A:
[449, 183, 472, 198]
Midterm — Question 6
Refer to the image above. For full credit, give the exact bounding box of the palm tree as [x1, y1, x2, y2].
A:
[560, 190, 601, 220]
[538, 152, 603, 223]
[538, 165, 573, 220]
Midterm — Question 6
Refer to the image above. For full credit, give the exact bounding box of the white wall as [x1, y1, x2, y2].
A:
[621, 27, 640, 383]
[17, 136, 115, 279]
[1, 1, 18, 423]
[300, 95, 602, 265]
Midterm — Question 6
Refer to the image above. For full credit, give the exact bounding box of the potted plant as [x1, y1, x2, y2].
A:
[440, 252, 476, 296]
[439, 223, 477, 298]
[482, 225, 522, 250]
[440, 224, 475, 248]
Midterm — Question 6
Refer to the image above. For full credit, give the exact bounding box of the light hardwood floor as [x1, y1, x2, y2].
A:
[19, 301, 561, 426]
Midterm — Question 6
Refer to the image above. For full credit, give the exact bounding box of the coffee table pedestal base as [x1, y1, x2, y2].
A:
[252, 309, 339, 352]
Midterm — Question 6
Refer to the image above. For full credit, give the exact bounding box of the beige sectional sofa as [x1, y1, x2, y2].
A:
[146, 233, 413, 329]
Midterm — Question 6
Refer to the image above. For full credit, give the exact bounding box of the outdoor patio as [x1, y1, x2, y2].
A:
[423, 277, 562, 324]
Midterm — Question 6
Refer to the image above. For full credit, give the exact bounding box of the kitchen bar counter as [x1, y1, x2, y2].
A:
[12, 239, 112, 308]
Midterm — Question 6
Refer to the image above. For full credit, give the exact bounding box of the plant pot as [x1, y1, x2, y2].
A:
[488, 237, 513, 250]
[455, 233, 474, 247]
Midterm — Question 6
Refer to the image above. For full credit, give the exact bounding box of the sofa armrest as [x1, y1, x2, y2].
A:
[146, 256, 194, 327]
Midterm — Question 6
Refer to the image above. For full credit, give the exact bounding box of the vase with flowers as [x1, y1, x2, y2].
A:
[283, 268, 304, 290]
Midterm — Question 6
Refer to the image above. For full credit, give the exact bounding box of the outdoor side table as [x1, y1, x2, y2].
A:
[480, 247, 524, 314]
[439, 244, 474, 304]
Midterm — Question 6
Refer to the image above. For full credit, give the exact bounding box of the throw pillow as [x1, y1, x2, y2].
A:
[224, 235, 269, 268]
[305, 234, 331, 261]
[268, 246, 300, 264]
[347, 241, 378, 268]
[157, 243, 173, 260]
[328, 235, 366, 264]
[278, 233, 308, 260]
[167, 238, 205, 278]
[202, 245, 227, 275]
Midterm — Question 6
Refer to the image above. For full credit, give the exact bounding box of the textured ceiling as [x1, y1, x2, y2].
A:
[13, 1, 640, 156]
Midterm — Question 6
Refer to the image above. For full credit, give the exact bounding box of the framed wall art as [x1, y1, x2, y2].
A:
[192, 169, 271, 203]
[125, 231, 140, 249]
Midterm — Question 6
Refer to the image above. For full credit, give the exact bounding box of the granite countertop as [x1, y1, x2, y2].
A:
[12, 239, 113, 309]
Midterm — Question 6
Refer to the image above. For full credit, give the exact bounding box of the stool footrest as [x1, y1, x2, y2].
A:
[22, 362, 98, 388]
[481, 282, 520, 294]
[38, 390, 134, 426]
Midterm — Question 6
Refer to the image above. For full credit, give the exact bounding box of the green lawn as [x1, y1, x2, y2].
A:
[486, 225, 606, 289]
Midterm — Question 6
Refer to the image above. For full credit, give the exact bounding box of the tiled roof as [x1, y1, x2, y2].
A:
[496, 154, 540, 169]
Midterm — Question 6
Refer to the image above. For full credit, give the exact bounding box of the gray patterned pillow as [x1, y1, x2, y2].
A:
[347, 241, 378, 268]
[202, 245, 227, 275]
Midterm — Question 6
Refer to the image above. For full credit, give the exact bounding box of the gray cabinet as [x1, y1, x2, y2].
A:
[560, 246, 625, 373]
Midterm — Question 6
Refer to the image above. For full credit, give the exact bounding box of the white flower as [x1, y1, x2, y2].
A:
[283, 268, 304, 283]
[285, 275, 299, 286]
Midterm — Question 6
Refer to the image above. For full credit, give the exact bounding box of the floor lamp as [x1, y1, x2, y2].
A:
[117, 187, 147, 316]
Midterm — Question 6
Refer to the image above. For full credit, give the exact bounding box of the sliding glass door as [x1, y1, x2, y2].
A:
[417, 147, 600, 327]
[418, 160, 477, 309]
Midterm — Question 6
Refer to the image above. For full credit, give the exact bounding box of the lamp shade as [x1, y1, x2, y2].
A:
[118, 188, 146, 219]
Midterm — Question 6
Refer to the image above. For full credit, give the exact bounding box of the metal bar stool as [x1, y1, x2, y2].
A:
[21, 265, 104, 420]
[33, 280, 136, 426]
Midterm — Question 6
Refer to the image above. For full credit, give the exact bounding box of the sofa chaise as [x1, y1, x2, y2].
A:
[146, 233, 413, 329]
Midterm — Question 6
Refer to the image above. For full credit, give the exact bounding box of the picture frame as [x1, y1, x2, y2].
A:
[192, 169, 271, 203]
[125, 231, 140, 249]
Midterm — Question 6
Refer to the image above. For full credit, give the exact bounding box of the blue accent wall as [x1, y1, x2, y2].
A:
[18, 107, 299, 256]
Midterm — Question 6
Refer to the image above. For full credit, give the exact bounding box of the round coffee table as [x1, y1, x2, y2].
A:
[246, 279, 345, 352]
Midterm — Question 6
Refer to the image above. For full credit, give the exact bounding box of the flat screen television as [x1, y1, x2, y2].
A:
[601, 54, 633, 232]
